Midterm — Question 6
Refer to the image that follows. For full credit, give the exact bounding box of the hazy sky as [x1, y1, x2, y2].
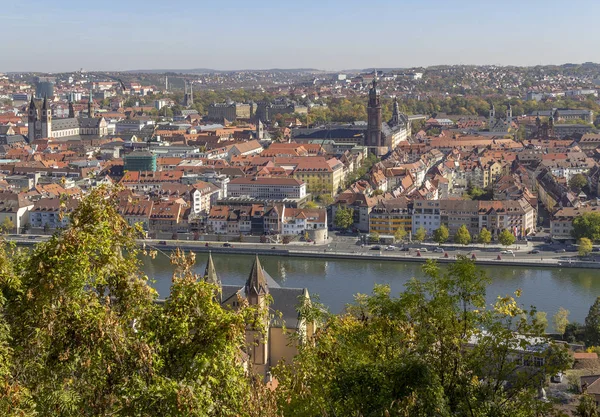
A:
[2, 0, 600, 73]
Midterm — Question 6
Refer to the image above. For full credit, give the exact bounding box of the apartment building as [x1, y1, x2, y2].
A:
[369, 198, 412, 236]
[228, 177, 306, 200]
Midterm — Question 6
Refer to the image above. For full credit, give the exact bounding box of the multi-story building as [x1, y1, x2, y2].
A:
[550, 205, 600, 241]
[439, 200, 480, 238]
[369, 198, 412, 236]
[29, 198, 77, 230]
[478, 199, 536, 238]
[124, 151, 157, 172]
[228, 177, 306, 200]
[207, 102, 252, 121]
[411, 199, 441, 236]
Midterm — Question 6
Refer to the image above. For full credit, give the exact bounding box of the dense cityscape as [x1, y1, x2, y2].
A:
[4, 13, 600, 413]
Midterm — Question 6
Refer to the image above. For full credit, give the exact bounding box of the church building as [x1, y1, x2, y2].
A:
[204, 253, 313, 375]
[27, 95, 108, 141]
[366, 78, 410, 156]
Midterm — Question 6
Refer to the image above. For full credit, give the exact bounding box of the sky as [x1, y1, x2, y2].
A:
[2, 0, 600, 73]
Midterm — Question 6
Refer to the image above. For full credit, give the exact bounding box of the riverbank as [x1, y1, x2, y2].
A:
[9, 236, 597, 270]
[144, 240, 598, 270]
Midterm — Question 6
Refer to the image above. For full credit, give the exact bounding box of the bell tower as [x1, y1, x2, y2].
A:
[245, 255, 269, 370]
[41, 95, 52, 138]
[366, 77, 382, 149]
[27, 95, 38, 141]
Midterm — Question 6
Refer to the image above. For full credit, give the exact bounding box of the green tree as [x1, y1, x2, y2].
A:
[498, 228, 516, 247]
[414, 226, 426, 242]
[369, 232, 380, 243]
[575, 394, 599, 417]
[0, 217, 14, 234]
[305, 200, 318, 209]
[394, 227, 406, 242]
[274, 257, 572, 416]
[579, 237, 594, 257]
[572, 212, 600, 242]
[454, 224, 471, 245]
[553, 307, 570, 335]
[0, 187, 277, 416]
[432, 225, 449, 245]
[586, 297, 600, 346]
[478, 227, 492, 246]
[317, 194, 333, 206]
[334, 206, 354, 230]
[570, 174, 588, 192]
[533, 311, 548, 333]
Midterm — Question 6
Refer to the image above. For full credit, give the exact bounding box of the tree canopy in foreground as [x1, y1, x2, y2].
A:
[0, 188, 573, 416]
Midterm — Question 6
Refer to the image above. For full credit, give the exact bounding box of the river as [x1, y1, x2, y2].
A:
[141, 252, 600, 329]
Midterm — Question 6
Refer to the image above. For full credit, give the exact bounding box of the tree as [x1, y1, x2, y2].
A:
[274, 257, 573, 416]
[303, 231, 310, 241]
[0, 187, 276, 416]
[414, 226, 426, 242]
[572, 212, 600, 242]
[305, 200, 318, 209]
[498, 228, 516, 247]
[478, 227, 492, 246]
[432, 225, 449, 245]
[579, 237, 594, 257]
[533, 311, 548, 333]
[394, 227, 406, 242]
[334, 206, 354, 230]
[317, 194, 333, 206]
[282, 235, 292, 244]
[586, 297, 600, 346]
[0, 217, 14, 234]
[570, 174, 588, 192]
[575, 394, 599, 417]
[553, 307, 570, 335]
[454, 224, 471, 245]
[368, 232, 380, 243]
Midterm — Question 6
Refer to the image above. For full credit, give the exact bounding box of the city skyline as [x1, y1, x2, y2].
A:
[2, 0, 600, 73]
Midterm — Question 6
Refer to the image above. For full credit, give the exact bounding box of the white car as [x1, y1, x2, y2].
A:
[433, 247, 445, 253]
[385, 246, 395, 251]
[500, 250, 514, 255]
[418, 248, 428, 252]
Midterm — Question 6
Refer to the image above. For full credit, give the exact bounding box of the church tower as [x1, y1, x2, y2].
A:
[391, 96, 400, 126]
[366, 78, 382, 149]
[88, 85, 93, 118]
[245, 255, 269, 369]
[27, 95, 38, 141]
[68, 100, 75, 118]
[203, 252, 222, 302]
[489, 104, 496, 127]
[40, 95, 52, 138]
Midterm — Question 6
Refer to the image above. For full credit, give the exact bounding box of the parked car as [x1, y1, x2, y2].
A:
[555, 249, 566, 253]
[158, 241, 167, 245]
[385, 245, 395, 251]
[528, 249, 540, 254]
[223, 243, 232, 247]
[370, 245, 381, 251]
[500, 250, 514, 255]
[399, 247, 410, 251]
[551, 372, 563, 383]
[418, 248, 428, 252]
[433, 247, 445, 253]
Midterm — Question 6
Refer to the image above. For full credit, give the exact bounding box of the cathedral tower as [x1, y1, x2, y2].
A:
[41, 95, 52, 138]
[27, 95, 38, 141]
[245, 255, 269, 368]
[366, 78, 382, 149]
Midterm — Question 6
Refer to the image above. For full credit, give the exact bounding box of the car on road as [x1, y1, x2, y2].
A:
[399, 247, 410, 251]
[28, 235, 38, 239]
[370, 245, 381, 251]
[385, 245, 395, 251]
[528, 249, 540, 254]
[418, 248, 428, 252]
[271, 246, 276, 250]
[223, 243, 232, 247]
[555, 249, 566, 253]
[433, 247, 444, 253]
[158, 240, 167, 245]
[500, 250, 514, 255]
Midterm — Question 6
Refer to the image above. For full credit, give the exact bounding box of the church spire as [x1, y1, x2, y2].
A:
[68, 99, 75, 118]
[391, 96, 400, 125]
[245, 254, 269, 299]
[204, 252, 221, 301]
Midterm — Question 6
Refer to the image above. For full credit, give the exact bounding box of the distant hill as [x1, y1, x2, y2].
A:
[125, 68, 324, 74]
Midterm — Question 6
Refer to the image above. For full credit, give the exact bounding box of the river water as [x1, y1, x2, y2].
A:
[141, 252, 600, 328]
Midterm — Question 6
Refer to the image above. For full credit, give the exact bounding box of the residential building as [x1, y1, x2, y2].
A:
[124, 151, 157, 172]
[228, 177, 306, 200]
[369, 198, 412, 236]
[550, 205, 600, 241]
[411, 199, 441, 236]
